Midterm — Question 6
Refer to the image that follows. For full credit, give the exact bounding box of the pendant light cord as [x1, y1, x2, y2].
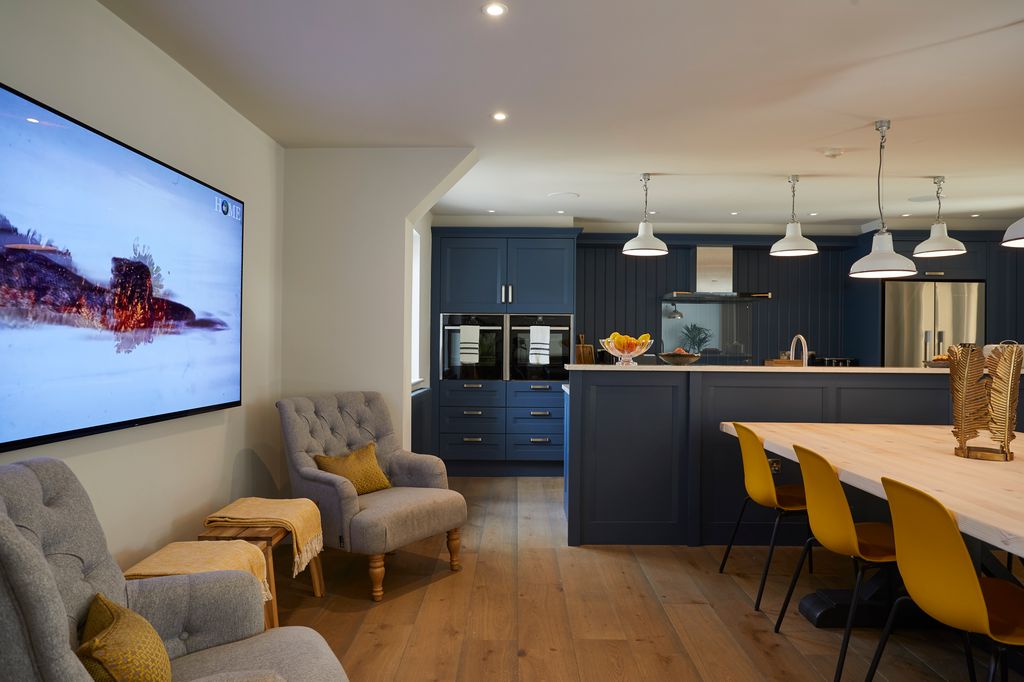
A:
[789, 176, 797, 223]
[640, 173, 650, 222]
[877, 124, 887, 233]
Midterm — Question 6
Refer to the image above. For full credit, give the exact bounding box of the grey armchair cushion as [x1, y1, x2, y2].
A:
[170, 626, 346, 682]
[277, 391, 466, 554]
[125, 571, 264, 658]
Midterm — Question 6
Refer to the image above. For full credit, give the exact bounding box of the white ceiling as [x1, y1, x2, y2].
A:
[99, 0, 1024, 231]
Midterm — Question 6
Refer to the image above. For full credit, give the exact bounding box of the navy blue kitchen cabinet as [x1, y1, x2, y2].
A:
[437, 234, 575, 313]
[439, 237, 508, 313]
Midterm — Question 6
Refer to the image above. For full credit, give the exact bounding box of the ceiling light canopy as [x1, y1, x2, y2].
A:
[849, 120, 917, 279]
[913, 176, 966, 258]
[770, 175, 818, 257]
[623, 173, 667, 257]
[482, 2, 508, 17]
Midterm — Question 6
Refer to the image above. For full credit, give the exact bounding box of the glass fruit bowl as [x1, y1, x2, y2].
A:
[600, 337, 654, 367]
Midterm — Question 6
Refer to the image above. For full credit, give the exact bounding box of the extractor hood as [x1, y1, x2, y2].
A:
[664, 246, 771, 302]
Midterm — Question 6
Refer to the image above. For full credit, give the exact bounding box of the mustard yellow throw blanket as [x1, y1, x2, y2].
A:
[124, 541, 272, 601]
[205, 497, 323, 578]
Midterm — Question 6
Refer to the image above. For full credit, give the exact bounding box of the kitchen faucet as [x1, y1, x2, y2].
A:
[789, 334, 809, 367]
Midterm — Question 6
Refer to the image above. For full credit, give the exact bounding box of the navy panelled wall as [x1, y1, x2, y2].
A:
[575, 244, 695, 348]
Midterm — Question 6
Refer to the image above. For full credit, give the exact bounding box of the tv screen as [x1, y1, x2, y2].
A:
[0, 83, 243, 452]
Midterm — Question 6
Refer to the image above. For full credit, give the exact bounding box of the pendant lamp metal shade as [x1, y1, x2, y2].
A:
[623, 173, 667, 257]
[914, 177, 966, 258]
[850, 231, 917, 278]
[771, 175, 818, 257]
[1002, 216, 1024, 248]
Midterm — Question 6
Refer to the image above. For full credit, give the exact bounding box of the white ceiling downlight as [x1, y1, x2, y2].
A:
[482, 3, 508, 17]
[492, 111, 508, 122]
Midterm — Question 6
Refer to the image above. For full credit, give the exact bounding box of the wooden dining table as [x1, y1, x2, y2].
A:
[719, 422, 1024, 558]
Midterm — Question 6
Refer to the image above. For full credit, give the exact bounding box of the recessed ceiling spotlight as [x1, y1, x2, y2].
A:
[730, 211, 740, 216]
[492, 111, 508, 122]
[901, 213, 912, 217]
[482, 2, 508, 17]
[556, 210, 565, 214]
[546, 191, 580, 199]
[25, 117, 39, 124]
[971, 213, 981, 218]
[648, 210, 657, 215]
[487, 209, 496, 213]
[809, 212, 819, 216]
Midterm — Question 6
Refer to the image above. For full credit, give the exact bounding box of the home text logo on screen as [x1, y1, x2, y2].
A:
[215, 195, 243, 222]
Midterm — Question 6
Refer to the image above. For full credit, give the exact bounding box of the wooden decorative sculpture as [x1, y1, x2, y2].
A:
[948, 343, 1023, 461]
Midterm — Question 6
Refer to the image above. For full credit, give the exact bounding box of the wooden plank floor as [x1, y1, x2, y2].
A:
[275, 477, 1020, 681]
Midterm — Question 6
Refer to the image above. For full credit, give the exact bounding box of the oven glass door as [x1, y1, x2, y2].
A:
[508, 314, 572, 381]
[441, 314, 505, 381]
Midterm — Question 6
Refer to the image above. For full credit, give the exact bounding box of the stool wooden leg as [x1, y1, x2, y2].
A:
[447, 528, 462, 572]
[263, 543, 279, 629]
[309, 554, 326, 598]
[369, 554, 385, 602]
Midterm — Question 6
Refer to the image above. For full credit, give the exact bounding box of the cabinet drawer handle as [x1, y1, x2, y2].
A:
[529, 411, 551, 417]
[462, 437, 483, 443]
[463, 410, 483, 416]
[529, 384, 550, 390]
[462, 383, 482, 389]
[529, 437, 551, 444]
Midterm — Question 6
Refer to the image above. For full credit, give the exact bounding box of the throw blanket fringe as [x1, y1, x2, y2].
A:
[205, 497, 323, 578]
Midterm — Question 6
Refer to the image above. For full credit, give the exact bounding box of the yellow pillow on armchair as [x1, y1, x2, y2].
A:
[315, 442, 392, 495]
[76, 592, 171, 682]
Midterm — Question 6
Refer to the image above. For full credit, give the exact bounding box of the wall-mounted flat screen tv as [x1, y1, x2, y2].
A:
[0, 83, 243, 452]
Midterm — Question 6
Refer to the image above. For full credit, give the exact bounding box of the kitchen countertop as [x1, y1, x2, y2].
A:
[565, 364, 949, 374]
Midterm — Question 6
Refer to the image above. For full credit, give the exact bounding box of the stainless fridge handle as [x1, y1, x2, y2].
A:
[924, 330, 932, 361]
[936, 330, 945, 356]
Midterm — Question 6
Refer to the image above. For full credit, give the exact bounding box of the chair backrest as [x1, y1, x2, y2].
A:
[276, 392, 402, 486]
[881, 477, 990, 635]
[732, 423, 779, 508]
[793, 445, 860, 557]
[0, 458, 124, 681]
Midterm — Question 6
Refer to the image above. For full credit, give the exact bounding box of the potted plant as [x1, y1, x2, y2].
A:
[681, 323, 713, 354]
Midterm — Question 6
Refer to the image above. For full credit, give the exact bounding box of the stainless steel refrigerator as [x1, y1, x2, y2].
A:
[883, 281, 985, 367]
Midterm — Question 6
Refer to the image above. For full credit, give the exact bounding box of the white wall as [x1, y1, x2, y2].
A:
[0, 0, 286, 566]
[282, 148, 476, 447]
[412, 213, 433, 388]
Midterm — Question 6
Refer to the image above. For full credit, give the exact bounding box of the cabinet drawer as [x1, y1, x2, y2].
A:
[439, 434, 506, 461]
[507, 434, 564, 461]
[440, 406, 505, 433]
[506, 381, 565, 408]
[439, 380, 506, 407]
[506, 407, 564, 434]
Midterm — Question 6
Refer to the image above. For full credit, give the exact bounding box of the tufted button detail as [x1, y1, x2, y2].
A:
[179, 631, 190, 641]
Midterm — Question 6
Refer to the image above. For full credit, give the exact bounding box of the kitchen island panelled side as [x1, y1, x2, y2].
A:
[566, 365, 1024, 547]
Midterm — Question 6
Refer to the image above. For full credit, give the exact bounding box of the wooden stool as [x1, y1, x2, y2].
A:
[198, 525, 325, 629]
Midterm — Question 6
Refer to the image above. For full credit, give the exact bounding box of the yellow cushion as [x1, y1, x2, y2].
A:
[76, 593, 171, 682]
[315, 442, 392, 495]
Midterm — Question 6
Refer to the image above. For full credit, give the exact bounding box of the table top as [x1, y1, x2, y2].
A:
[719, 422, 1024, 557]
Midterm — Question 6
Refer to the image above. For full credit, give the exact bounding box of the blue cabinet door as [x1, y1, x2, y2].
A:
[439, 237, 508, 313]
[506, 238, 574, 313]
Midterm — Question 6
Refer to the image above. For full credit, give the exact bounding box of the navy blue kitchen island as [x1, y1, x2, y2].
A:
[564, 364, 1019, 547]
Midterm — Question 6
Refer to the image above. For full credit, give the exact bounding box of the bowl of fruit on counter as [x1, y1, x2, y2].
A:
[600, 332, 653, 367]
[658, 347, 702, 366]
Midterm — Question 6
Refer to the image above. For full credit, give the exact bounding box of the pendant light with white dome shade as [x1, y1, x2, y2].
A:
[913, 176, 966, 258]
[1001, 216, 1024, 248]
[770, 175, 818, 257]
[623, 173, 668, 257]
[849, 120, 917, 279]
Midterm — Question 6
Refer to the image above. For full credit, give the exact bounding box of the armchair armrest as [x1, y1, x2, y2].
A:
[125, 571, 263, 659]
[387, 450, 448, 490]
[295, 466, 360, 550]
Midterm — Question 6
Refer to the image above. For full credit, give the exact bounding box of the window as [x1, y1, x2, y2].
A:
[411, 229, 422, 385]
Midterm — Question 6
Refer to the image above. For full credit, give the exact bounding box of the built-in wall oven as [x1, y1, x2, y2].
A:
[440, 313, 573, 381]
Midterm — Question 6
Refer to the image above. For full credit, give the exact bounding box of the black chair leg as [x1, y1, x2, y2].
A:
[866, 594, 910, 680]
[754, 509, 784, 612]
[986, 647, 1000, 682]
[963, 632, 978, 682]
[719, 496, 751, 574]
[999, 646, 1008, 682]
[775, 536, 814, 633]
[833, 558, 864, 682]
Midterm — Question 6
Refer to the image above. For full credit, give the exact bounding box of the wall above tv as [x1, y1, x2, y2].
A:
[0, 82, 244, 452]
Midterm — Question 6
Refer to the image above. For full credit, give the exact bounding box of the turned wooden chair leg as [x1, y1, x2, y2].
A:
[447, 528, 462, 571]
[368, 554, 385, 602]
[309, 554, 326, 598]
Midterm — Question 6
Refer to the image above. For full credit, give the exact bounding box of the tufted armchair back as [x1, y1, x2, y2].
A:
[0, 458, 124, 680]
[276, 392, 402, 483]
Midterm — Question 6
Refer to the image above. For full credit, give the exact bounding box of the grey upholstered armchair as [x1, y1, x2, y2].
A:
[0, 458, 346, 682]
[276, 391, 467, 601]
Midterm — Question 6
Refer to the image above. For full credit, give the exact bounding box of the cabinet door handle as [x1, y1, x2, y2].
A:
[463, 410, 483, 416]
[463, 383, 482, 389]
[508, 284, 513, 304]
[529, 384, 550, 390]
[529, 437, 551, 444]
[462, 437, 483, 443]
[529, 411, 551, 417]
[500, 284, 506, 303]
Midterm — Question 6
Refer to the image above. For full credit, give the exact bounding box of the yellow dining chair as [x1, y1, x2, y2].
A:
[867, 477, 1024, 682]
[773, 445, 896, 682]
[720, 423, 812, 612]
